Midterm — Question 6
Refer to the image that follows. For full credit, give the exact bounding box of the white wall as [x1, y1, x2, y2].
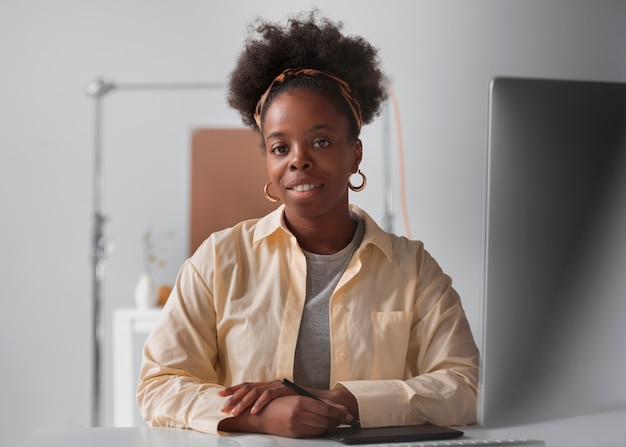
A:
[1, 1, 625, 446]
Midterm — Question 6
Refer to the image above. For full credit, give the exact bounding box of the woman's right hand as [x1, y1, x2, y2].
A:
[218, 394, 352, 438]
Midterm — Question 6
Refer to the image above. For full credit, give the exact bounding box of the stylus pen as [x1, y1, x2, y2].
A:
[281, 378, 323, 401]
[281, 378, 359, 427]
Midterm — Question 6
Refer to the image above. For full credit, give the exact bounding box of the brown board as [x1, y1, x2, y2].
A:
[190, 128, 279, 254]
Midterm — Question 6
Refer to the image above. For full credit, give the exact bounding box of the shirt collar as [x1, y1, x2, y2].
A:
[253, 205, 291, 243]
[350, 205, 393, 262]
[253, 204, 393, 262]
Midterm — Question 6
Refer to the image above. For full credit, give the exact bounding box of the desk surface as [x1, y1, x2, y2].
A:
[18, 409, 626, 447]
[17, 427, 534, 447]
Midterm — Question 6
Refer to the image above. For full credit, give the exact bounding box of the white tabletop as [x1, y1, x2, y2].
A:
[17, 427, 344, 447]
[18, 408, 626, 447]
[17, 426, 532, 447]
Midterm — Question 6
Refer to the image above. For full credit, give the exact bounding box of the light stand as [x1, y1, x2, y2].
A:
[84, 75, 225, 427]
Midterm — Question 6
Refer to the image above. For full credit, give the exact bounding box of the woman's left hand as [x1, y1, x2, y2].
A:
[219, 380, 293, 416]
[218, 380, 356, 419]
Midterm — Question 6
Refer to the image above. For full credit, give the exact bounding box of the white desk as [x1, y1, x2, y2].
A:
[112, 307, 162, 427]
[17, 408, 626, 447]
[17, 426, 536, 447]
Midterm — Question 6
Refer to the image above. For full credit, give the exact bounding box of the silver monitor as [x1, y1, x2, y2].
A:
[480, 77, 626, 427]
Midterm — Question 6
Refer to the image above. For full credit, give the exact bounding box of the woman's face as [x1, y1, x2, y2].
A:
[262, 88, 362, 222]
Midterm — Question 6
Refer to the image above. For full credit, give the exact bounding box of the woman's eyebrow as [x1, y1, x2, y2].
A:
[265, 131, 286, 140]
[305, 124, 337, 135]
[267, 124, 336, 140]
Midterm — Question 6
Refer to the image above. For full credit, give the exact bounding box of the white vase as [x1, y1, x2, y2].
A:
[134, 271, 155, 309]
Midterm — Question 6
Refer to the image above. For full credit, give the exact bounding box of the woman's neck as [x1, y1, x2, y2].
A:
[285, 209, 357, 255]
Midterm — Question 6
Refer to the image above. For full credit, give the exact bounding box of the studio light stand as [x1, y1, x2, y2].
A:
[85, 74, 225, 427]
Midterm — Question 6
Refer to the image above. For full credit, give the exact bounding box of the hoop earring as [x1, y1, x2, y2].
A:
[264, 182, 280, 203]
[348, 169, 367, 192]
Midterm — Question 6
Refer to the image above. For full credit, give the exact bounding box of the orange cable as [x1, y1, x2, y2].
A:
[386, 82, 412, 239]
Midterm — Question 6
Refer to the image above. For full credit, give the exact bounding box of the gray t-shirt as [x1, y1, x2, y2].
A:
[293, 215, 365, 389]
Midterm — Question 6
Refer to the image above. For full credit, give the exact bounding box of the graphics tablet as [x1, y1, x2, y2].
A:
[326, 424, 464, 444]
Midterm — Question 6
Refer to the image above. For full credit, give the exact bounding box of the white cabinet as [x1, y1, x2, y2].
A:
[112, 308, 161, 427]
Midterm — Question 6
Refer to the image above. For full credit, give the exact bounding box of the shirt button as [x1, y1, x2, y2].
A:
[336, 303, 345, 311]
[338, 352, 347, 360]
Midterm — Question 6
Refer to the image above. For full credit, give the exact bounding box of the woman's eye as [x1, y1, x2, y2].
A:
[271, 145, 288, 155]
[313, 139, 330, 148]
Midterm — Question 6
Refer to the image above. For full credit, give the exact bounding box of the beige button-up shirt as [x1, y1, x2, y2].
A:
[137, 205, 479, 435]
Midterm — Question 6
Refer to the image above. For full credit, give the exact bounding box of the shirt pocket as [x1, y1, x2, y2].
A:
[370, 310, 413, 379]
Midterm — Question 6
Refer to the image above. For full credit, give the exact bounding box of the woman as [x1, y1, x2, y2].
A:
[137, 10, 479, 439]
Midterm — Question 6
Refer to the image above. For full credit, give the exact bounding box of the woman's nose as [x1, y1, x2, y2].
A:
[289, 145, 312, 171]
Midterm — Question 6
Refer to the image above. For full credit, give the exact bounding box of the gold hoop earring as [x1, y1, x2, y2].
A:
[348, 169, 367, 192]
[264, 182, 280, 203]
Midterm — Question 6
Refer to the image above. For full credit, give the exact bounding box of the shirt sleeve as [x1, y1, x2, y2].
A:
[338, 248, 479, 428]
[136, 258, 229, 435]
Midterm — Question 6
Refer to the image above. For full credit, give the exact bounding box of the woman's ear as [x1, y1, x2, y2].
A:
[352, 138, 363, 172]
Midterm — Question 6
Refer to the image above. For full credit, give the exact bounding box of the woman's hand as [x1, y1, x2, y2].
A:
[219, 380, 359, 420]
[219, 380, 290, 416]
[218, 394, 352, 438]
[316, 386, 360, 420]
